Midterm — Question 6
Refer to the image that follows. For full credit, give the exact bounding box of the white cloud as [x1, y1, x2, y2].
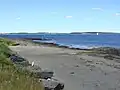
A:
[64, 16, 72, 19]
[92, 8, 103, 11]
[115, 13, 120, 16]
[16, 17, 21, 20]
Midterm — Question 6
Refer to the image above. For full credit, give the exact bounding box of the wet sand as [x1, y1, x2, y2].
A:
[10, 42, 120, 90]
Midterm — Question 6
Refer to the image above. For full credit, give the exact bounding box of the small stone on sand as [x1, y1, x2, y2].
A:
[70, 72, 75, 75]
[74, 64, 79, 67]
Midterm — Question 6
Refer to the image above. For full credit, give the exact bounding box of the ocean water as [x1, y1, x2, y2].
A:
[0, 33, 120, 49]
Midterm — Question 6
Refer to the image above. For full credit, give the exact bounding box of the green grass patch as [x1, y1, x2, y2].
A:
[0, 38, 43, 90]
[0, 38, 17, 46]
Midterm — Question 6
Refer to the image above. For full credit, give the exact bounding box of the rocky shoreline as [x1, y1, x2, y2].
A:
[9, 51, 64, 90]
[9, 38, 92, 50]
[9, 38, 120, 54]
[9, 38, 120, 90]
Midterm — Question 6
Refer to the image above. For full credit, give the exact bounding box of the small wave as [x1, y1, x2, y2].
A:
[33, 40, 56, 44]
[67, 44, 98, 49]
[33, 40, 120, 50]
[33, 40, 100, 49]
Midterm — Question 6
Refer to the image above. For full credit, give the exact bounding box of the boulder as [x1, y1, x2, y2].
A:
[40, 69, 54, 79]
[9, 54, 30, 66]
[10, 54, 26, 62]
[40, 78, 64, 90]
[24, 66, 54, 79]
[14, 60, 30, 66]
[12, 43, 20, 46]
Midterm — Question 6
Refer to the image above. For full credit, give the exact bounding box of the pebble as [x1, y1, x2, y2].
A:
[74, 64, 79, 67]
[70, 72, 75, 75]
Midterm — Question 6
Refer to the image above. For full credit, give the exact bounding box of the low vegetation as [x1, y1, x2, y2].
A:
[0, 38, 16, 46]
[0, 38, 43, 90]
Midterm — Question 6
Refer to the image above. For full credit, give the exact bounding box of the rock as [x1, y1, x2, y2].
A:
[40, 69, 54, 79]
[114, 65, 120, 69]
[74, 64, 79, 67]
[12, 43, 20, 46]
[96, 62, 103, 65]
[104, 54, 114, 60]
[9, 54, 30, 66]
[85, 63, 91, 67]
[24, 66, 54, 79]
[15, 60, 30, 66]
[10, 54, 26, 62]
[70, 72, 75, 75]
[93, 47, 120, 56]
[80, 58, 86, 60]
[115, 59, 120, 63]
[40, 78, 64, 90]
[85, 60, 93, 63]
[86, 63, 95, 69]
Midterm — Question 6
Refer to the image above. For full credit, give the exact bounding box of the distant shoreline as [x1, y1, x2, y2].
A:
[0, 32, 120, 35]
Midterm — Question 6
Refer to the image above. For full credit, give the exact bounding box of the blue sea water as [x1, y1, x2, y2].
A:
[0, 33, 120, 49]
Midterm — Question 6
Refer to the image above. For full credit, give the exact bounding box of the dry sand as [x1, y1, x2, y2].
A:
[10, 41, 120, 90]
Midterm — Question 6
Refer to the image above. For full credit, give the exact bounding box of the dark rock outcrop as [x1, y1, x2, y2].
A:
[10, 54, 30, 66]
[40, 69, 54, 79]
[91, 47, 120, 61]
[12, 43, 20, 46]
[24, 66, 54, 79]
[93, 47, 120, 56]
[104, 54, 114, 60]
[41, 78, 64, 90]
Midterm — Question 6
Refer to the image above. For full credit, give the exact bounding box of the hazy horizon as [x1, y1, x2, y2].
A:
[0, 0, 120, 33]
[0, 31, 120, 34]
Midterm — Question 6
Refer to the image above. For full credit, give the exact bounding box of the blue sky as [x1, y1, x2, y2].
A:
[0, 0, 120, 33]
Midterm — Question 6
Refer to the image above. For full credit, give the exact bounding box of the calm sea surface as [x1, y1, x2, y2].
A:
[0, 33, 120, 49]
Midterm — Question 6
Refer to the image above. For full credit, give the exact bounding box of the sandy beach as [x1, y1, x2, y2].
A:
[10, 40, 120, 90]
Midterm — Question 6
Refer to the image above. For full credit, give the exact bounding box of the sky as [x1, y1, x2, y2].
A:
[0, 0, 120, 33]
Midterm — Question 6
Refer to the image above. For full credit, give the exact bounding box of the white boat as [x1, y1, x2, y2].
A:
[97, 33, 99, 35]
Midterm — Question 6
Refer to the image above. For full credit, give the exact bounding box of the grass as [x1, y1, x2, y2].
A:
[0, 38, 44, 90]
[0, 38, 16, 46]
